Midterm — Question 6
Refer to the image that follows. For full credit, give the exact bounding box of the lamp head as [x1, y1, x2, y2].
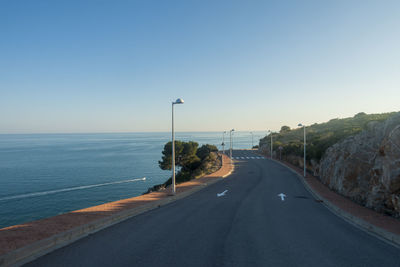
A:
[298, 123, 303, 127]
[174, 98, 184, 104]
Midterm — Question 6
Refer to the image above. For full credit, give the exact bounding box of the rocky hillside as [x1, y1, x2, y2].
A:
[259, 112, 397, 164]
[319, 113, 400, 217]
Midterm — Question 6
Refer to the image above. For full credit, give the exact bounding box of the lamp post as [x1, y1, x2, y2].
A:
[229, 129, 235, 159]
[222, 131, 226, 155]
[269, 130, 273, 159]
[250, 132, 254, 149]
[171, 98, 184, 195]
[298, 123, 306, 177]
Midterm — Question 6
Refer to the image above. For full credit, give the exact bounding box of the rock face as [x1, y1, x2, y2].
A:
[320, 113, 400, 217]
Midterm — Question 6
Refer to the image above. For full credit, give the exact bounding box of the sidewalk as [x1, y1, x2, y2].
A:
[276, 159, 400, 246]
[0, 154, 234, 266]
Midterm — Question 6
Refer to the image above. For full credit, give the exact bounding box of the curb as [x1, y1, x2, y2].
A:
[0, 157, 234, 267]
[222, 160, 235, 178]
[272, 158, 400, 248]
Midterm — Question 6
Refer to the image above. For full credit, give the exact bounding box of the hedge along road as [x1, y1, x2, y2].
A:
[26, 150, 400, 267]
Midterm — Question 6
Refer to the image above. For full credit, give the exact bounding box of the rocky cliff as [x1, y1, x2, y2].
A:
[320, 113, 400, 217]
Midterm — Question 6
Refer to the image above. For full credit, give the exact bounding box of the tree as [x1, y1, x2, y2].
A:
[354, 112, 367, 118]
[158, 141, 200, 171]
[155, 140, 221, 188]
[196, 144, 218, 160]
[280, 125, 291, 133]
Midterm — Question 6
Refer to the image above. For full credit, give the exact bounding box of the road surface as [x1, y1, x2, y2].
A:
[26, 150, 400, 267]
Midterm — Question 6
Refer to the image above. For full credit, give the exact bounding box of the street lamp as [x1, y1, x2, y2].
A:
[269, 130, 273, 159]
[171, 98, 184, 195]
[222, 131, 226, 154]
[229, 129, 235, 159]
[298, 123, 306, 177]
[250, 132, 254, 149]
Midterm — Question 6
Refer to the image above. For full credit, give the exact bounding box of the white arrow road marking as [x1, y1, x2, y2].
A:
[278, 193, 287, 201]
[217, 190, 228, 197]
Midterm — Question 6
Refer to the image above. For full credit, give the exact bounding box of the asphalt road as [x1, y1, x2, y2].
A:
[26, 150, 400, 267]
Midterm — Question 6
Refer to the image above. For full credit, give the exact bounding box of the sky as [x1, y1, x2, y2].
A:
[1, 0, 399, 133]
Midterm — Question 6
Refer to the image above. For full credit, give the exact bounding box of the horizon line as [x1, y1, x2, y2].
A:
[0, 130, 270, 135]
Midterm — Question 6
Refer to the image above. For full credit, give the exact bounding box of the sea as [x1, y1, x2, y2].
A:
[0, 131, 265, 228]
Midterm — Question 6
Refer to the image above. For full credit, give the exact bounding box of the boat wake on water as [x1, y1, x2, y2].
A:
[0, 177, 147, 202]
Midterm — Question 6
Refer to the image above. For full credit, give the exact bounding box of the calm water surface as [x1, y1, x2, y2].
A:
[0, 131, 264, 228]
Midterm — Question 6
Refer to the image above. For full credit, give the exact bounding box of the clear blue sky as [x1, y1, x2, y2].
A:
[1, 0, 399, 133]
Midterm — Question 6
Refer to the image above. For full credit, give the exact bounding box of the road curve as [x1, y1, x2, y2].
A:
[26, 150, 400, 267]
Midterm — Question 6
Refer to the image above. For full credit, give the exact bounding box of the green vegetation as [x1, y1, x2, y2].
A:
[259, 112, 398, 164]
[280, 125, 291, 133]
[145, 141, 219, 193]
[159, 141, 201, 174]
